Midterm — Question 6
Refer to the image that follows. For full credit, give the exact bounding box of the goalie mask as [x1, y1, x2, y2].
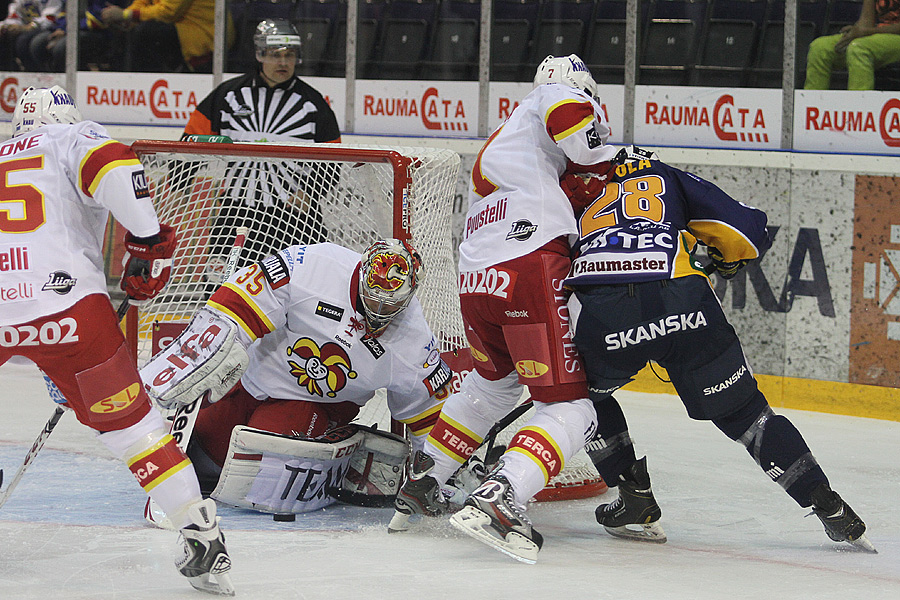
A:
[12, 85, 82, 138]
[358, 239, 424, 337]
[533, 54, 601, 104]
[254, 18, 302, 65]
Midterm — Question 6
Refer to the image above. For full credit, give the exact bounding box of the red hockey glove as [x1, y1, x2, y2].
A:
[560, 171, 609, 216]
[120, 223, 177, 301]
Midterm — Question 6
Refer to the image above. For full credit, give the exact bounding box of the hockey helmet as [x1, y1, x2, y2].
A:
[614, 145, 660, 164]
[254, 19, 303, 65]
[533, 54, 601, 104]
[358, 239, 424, 337]
[11, 86, 82, 138]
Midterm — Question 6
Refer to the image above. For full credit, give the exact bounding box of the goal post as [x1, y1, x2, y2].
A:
[128, 139, 605, 502]
[129, 139, 465, 361]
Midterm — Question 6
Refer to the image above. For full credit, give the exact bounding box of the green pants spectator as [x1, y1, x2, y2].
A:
[805, 32, 900, 90]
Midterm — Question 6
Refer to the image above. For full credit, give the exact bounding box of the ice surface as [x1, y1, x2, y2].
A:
[1, 360, 898, 599]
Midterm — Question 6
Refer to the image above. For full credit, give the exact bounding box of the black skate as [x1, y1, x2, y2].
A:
[388, 450, 448, 533]
[809, 483, 877, 553]
[449, 474, 544, 564]
[176, 498, 235, 596]
[595, 456, 666, 543]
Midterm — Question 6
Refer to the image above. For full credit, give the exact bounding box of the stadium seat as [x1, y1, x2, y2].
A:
[424, 0, 481, 80]
[748, 0, 827, 87]
[691, 0, 767, 87]
[640, 0, 710, 86]
[294, 0, 344, 77]
[369, 0, 440, 79]
[585, 0, 628, 84]
[321, 0, 388, 77]
[532, 0, 597, 64]
[492, 0, 542, 81]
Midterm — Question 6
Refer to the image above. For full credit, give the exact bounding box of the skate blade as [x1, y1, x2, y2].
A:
[187, 571, 235, 596]
[604, 521, 667, 544]
[449, 506, 539, 564]
[144, 498, 175, 531]
[387, 510, 412, 534]
[849, 533, 878, 554]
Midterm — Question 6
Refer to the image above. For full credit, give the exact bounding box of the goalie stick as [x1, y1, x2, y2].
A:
[144, 227, 249, 529]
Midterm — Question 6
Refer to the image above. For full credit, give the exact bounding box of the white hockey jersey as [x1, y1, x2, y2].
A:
[207, 243, 450, 436]
[459, 83, 619, 272]
[0, 122, 160, 327]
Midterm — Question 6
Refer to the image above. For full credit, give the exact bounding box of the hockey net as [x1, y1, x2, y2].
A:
[129, 139, 604, 502]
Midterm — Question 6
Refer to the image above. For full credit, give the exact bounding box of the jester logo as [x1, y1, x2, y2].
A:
[366, 252, 411, 292]
[286, 337, 357, 398]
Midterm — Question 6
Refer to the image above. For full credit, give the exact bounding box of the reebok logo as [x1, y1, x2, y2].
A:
[504, 310, 528, 318]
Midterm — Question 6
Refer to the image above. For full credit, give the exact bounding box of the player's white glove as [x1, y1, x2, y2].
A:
[140, 308, 249, 409]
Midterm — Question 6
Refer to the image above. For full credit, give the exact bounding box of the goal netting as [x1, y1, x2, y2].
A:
[129, 139, 604, 502]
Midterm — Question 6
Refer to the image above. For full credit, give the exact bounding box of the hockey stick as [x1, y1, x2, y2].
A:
[0, 403, 66, 510]
[144, 227, 249, 529]
[116, 296, 134, 321]
[0, 293, 130, 508]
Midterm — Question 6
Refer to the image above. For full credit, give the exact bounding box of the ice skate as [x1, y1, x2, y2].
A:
[176, 498, 235, 595]
[449, 474, 544, 564]
[595, 456, 666, 543]
[388, 450, 448, 533]
[809, 483, 877, 553]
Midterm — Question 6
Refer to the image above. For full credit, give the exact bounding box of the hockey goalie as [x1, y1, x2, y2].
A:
[140, 239, 455, 516]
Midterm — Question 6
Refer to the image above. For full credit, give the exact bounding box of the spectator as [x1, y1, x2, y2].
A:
[183, 18, 342, 270]
[27, 2, 126, 72]
[101, 0, 233, 72]
[805, 0, 900, 90]
[0, 0, 62, 71]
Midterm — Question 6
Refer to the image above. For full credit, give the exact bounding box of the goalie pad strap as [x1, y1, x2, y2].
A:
[140, 308, 249, 409]
[328, 426, 410, 508]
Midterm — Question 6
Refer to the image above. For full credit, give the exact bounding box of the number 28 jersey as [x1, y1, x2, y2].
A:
[566, 158, 772, 286]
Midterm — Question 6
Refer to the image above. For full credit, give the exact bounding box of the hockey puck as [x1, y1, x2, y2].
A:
[273, 513, 296, 522]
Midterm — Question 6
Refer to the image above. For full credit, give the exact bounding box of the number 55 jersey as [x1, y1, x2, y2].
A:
[0, 122, 159, 326]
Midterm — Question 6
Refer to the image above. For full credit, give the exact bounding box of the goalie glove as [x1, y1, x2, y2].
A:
[707, 246, 749, 280]
[120, 223, 177, 302]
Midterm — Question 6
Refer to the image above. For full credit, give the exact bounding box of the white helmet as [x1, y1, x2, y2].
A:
[358, 238, 424, 337]
[254, 19, 302, 65]
[533, 54, 600, 104]
[11, 86, 82, 137]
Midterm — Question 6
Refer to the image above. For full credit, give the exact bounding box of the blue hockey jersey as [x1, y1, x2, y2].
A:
[566, 157, 772, 285]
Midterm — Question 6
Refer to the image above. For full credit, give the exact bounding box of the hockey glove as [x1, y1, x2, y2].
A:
[560, 171, 609, 216]
[707, 246, 749, 280]
[120, 223, 177, 302]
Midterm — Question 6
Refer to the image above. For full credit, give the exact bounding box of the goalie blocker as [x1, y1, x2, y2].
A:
[211, 424, 410, 515]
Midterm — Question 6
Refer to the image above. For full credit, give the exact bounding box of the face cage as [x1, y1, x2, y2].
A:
[359, 292, 414, 337]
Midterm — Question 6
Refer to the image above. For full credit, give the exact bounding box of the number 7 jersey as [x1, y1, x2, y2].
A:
[566, 157, 772, 285]
[0, 122, 160, 326]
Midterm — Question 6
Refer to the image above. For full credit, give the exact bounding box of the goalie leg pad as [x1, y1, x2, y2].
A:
[328, 426, 411, 507]
[140, 308, 250, 409]
[211, 425, 366, 514]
